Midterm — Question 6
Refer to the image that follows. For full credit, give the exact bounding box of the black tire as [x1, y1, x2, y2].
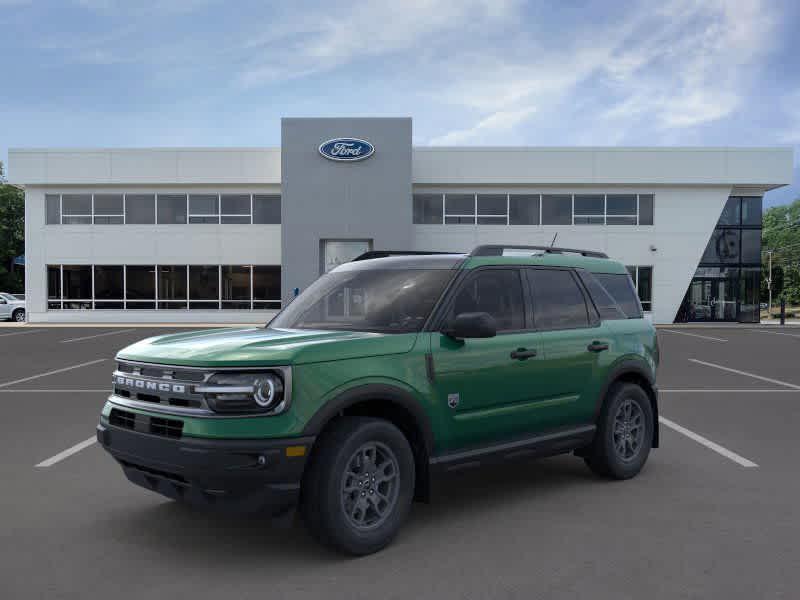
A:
[12, 309, 25, 322]
[585, 382, 653, 479]
[301, 417, 415, 555]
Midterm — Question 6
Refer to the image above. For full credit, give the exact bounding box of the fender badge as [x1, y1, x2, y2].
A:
[447, 393, 460, 409]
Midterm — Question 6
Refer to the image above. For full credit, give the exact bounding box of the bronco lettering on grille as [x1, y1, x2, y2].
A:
[115, 375, 186, 394]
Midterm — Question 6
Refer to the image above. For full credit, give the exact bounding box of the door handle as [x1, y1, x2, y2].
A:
[587, 341, 609, 352]
[510, 348, 537, 360]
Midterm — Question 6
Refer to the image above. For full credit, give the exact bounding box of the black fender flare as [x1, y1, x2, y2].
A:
[596, 359, 659, 448]
[301, 383, 435, 455]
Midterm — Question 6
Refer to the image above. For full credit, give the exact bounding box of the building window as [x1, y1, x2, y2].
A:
[46, 194, 61, 225]
[93, 265, 124, 309]
[157, 194, 187, 224]
[45, 193, 281, 226]
[413, 194, 443, 224]
[158, 265, 187, 309]
[509, 194, 540, 225]
[626, 266, 653, 312]
[573, 195, 604, 225]
[541, 195, 572, 225]
[476, 194, 507, 225]
[253, 266, 281, 309]
[444, 194, 475, 224]
[62, 265, 92, 309]
[47, 264, 281, 310]
[221, 194, 251, 224]
[125, 194, 155, 224]
[62, 194, 92, 224]
[93, 195, 124, 224]
[414, 192, 655, 226]
[189, 194, 219, 224]
[253, 194, 281, 224]
[222, 265, 251, 309]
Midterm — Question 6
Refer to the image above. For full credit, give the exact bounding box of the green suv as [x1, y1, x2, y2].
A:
[97, 245, 659, 555]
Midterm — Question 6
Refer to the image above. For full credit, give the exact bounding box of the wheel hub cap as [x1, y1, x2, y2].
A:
[340, 441, 400, 530]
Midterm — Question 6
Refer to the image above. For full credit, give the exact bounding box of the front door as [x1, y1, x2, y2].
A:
[686, 278, 738, 321]
[430, 268, 546, 450]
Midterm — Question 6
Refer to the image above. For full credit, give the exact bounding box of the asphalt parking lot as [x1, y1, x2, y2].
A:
[2, 324, 799, 599]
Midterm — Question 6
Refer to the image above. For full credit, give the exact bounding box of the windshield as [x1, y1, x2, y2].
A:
[269, 269, 454, 333]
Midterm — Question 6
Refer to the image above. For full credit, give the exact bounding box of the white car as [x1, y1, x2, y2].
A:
[0, 293, 26, 322]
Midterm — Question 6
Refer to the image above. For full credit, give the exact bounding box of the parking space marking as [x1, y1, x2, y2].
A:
[35, 436, 96, 468]
[747, 329, 800, 338]
[0, 359, 106, 388]
[659, 416, 758, 468]
[0, 329, 45, 338]
[60, 329, 136, 343]
[689, 358, 800, 390]
[661, 388, 800, 393]
[658, 329, 727, 342]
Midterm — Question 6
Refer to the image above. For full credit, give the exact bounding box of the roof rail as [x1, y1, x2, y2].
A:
[351, 250, 456, 262]
[470, 245, 609, 259]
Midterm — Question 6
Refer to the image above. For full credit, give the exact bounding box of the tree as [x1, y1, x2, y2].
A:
[762, 197, 800, 306]
[0, 161, 25, 293]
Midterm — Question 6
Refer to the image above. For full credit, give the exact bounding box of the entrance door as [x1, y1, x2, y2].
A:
[686, 278, 737, 321]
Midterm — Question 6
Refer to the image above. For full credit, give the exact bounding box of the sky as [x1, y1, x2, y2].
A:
[1, 0, 798, 207]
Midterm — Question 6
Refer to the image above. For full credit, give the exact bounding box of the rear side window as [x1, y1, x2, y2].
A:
[576, 270, 627, 320]
[527, 269, 589, 330]
[450, 269, 525, 332]
[593, 273, 643, 318]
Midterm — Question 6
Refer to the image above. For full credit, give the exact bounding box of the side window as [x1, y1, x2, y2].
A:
[527, 269, 590, 330]
[576, 270, 626, 320]
[593, 273, 643, 318]
[450, 269, 525, 332]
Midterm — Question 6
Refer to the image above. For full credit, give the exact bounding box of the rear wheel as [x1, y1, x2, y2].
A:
[12, 309, 25, 322]
[585, 382, 653, 479]
[301, 417, 415, 555]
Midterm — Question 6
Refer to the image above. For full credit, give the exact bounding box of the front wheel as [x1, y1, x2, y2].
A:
[585, 382, 653, 479]
[301, 417, 415, 555]
[12, 309, 25, 322]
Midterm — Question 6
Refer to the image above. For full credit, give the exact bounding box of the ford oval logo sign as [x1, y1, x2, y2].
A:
[318, 138, 375, 162]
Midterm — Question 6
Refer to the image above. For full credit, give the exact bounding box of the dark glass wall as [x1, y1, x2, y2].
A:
[676, 197, 762, 323]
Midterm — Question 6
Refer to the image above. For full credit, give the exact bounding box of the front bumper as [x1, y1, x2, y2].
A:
[97, 419, 314, 515]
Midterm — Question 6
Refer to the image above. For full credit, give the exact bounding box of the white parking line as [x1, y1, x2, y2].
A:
[659, 416, 758, 468]
[0, 329, 44, 338]
[60, 329, 136, 343]
[748, 329, 800, 338]
[658, 329, 727, 342]
[661, 388, 800, 393]
[35, 436, 97, 468]
[689, 358, 800, 390]
[0, 359, 106, 388]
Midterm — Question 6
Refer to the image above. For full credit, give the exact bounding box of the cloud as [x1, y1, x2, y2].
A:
[429, 107, 537, 145]
[428, 0, 779, 144]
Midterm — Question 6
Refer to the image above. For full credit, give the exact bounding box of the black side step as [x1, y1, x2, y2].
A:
[429, 425, 596, 472]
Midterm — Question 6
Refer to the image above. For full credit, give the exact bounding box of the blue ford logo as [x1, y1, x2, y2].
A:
[318, 138, 375, 162]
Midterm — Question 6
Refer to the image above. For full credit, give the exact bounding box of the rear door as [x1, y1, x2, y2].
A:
[524, 268, 611, 430]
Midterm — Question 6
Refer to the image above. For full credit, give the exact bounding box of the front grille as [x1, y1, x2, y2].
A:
[109, 408, 136, 430]
[118, 459, 187, 484]
[149, 416, 183, 439]
[113, 360, 211, 413]
[108, 408, 183, 439]
[119, 362, 205, 382]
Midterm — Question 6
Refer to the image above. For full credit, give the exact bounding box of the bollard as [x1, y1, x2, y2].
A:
[780, 297, 786, 326]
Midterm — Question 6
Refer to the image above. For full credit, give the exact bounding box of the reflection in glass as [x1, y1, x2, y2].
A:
[739, 268, 760, 323]
[701, 229, 740, 263]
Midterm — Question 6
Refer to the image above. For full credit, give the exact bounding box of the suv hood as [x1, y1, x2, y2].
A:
[116, 327, 419, 367]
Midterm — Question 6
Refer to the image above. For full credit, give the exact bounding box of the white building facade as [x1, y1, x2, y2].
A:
[9, 118, 794, 325]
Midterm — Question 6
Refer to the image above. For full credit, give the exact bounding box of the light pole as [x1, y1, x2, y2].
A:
[767, 250, 773, 318]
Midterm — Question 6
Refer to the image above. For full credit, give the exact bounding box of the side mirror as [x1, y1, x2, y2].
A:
[443, 312, 497, 339]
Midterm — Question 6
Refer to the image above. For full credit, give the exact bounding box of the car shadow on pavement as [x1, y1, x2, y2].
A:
[104, 454, 605, 561]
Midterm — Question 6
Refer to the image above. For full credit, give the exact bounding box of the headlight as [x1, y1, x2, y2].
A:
[195, 371, 287, 415]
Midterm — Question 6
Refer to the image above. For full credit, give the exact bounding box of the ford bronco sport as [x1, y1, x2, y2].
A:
[98, 245, 659, 555]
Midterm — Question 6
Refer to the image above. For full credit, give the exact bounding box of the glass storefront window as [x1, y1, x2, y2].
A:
[717, 197, 741, 225]
[741, 197, 762, 226]
[739, 268, 761, 323]
[701, 229, 741, 263]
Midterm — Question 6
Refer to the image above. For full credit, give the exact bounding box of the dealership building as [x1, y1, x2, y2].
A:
[8, 117, 794, 324]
